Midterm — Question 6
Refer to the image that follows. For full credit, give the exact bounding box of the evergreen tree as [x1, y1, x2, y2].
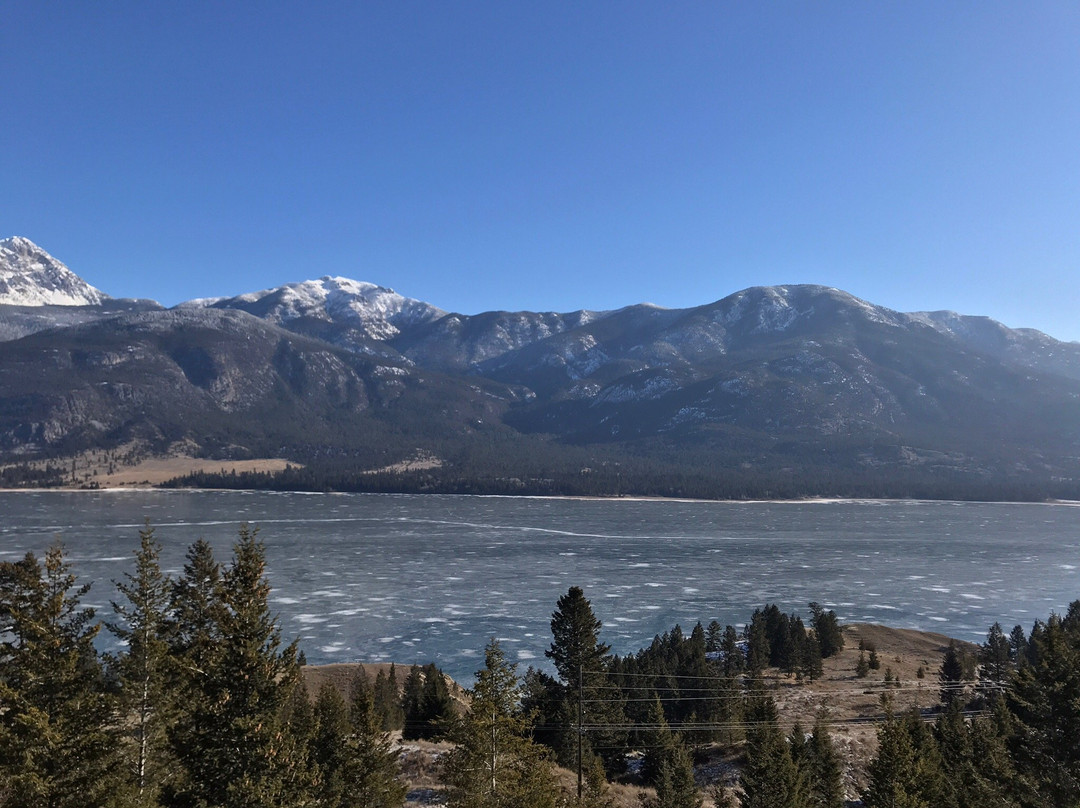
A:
[805, 719, 844, 808]
[639, 741, 702, 808]
[862, 710, 926, 808]
[108, 522, 177, 807]
[339, 673, 408, 808]
[442, 639, 559, 808]
[940, 640, 965, 707]
[0, 543, 125, 808]
[166, 526, 312, 808]
[856, 649, 870, 678]
[800, 631, 824, 683]
[978, 622, 1012, 700]
[868, 646, 881, 671]
[374, 664, 405, 731]
[401, 664, 426, 740]
[545, 586, 626, 774]
[1008, 624, 1028, 665]
[705, 620, 723, 653]
[547, 585, 611, 680]
[1006, 611, 1080, 807]
[167, 537, 224, 676]
[640, 696, 677, 788]
[720, 624, 744, 678]
[419, 662, 456, 739]
[932, 699, 1019, 808]
[739, 694, 806, 808]
[863, 708, 946, 808]
[808, 603, 844, 659]
[311, 681, 351, 807]
[745, 616, 769, 676]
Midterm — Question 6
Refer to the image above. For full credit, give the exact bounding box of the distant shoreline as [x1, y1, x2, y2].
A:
[1, 484, 1078, 508]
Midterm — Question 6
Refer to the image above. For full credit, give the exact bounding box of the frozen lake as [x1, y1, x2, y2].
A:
[2, 490, 1079, 681]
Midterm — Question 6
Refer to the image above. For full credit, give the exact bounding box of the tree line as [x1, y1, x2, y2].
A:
[3, 526, 1080, 807]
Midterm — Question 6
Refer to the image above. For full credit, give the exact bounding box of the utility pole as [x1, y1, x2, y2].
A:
[577, 664, 584, 803]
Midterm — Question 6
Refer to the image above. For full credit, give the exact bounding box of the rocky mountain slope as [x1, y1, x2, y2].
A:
[2, 237, 1079, 497]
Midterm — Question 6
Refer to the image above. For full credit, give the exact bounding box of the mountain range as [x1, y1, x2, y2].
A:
[2, 235, 1079, 499]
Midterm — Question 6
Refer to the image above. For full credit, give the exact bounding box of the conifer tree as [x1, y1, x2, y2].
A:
[939, 641, 965, 707]
[805, 719, 844, 808]
[1006, 611, 1080, 807]
[338, 674, 408, 808]
[739, 694, 806, 808]
[705, 620, 723, 653]
[374, 664, 405, 731]
[640, 741, 702, 808]
[546, 586, 626, 774]
[0, 543, 125, 808]
[640, 696, 677, 787]
[1008, 624, 1027, 665]
[808, 603, 844, 659]
[442, 639, 559, 808]
[720, 624, 744, 677]
[863, 707, 946, 808]
[978, 622, 1012, 700]
[310, 681, 350, 806]
[401, 664, 426, 740]
[108, 522, 177, 807]
[862, 710, 925, 808]
[167, 537, 224, 675]
[166, 526, 312, 808]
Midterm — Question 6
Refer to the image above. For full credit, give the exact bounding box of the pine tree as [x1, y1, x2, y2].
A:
[401, 664, 426, 740]
[705, 620, 723, 653]
[745, 616, 769, 676]
[108, 522, 177, 807]
[442, 639, 559, 808]
[805, 719, 844, 808]
[940, 641, 965, 707]
[720, 624, 744, 678]
[739, 694, 806, 808]
[856, 649, 870, 678]
[978, 622, 1012, 701]
[310, 681, 350, 806]
[1008, 624, 1027, 665]
[862, 710, 926, 808]
[808, 603, 844, 659]
[167, 537, 224, 676]
[420, 662, 456, 738]
[547, 586, 611, 680]
[166, 525, 312, 808]
[863, 708, 946, 808]
[1006, 611, 1080, 807]
[800, 632, 824, 683]
[374, 664, 405, 731]
[545, 586, 626, 775]
[640, 742, 702, 808]
[0, 542, 126, 808]
[640, 696, 677, 787]
[339, 674, 408, 808]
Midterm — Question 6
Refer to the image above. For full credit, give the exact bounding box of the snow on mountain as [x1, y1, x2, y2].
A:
[0, 237, 109, 306]
[194, 276, 446, 341]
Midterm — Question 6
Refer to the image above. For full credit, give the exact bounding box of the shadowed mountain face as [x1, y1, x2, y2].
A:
[2, 239, 1079, 495]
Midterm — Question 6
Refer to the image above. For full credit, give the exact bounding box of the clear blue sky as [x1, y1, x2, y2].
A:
[3, 3, 1079, 340]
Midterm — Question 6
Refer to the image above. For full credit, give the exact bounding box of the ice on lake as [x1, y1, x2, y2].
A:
[2, 490, 1080, 682]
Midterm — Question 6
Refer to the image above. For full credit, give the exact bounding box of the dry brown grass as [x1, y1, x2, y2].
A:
[2, 439, 297, 488]
[304, 624, 970, 804]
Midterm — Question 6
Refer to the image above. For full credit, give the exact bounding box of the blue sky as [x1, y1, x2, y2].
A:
[3, 3, 1079, 340]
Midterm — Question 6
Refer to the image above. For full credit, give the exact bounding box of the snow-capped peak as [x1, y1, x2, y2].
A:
[201, 275, 447, 341]
[0, 236, 109, 306]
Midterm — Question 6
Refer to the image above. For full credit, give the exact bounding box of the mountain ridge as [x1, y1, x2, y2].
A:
[3, 237, 1079, 499]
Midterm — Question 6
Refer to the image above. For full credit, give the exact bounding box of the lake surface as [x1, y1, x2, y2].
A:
[2, 490, 1079, 681]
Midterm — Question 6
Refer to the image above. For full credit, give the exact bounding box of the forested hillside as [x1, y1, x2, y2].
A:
[2, 527, 1079, 806]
